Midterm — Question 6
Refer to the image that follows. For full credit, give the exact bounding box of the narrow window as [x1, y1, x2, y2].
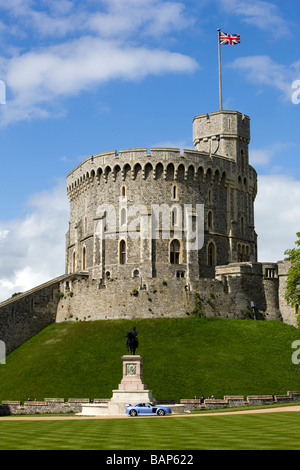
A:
[121, 186, 126, 198]
[241, 216, 244, 236]
[120, 240, 126, 265]
[238, 244, 242, 262]
[208, 242, 216, 267]
[170, 239, 180, 264]
[208, 189, 212, 204]
[73, 251, 76, 272]
[172, 185, 178, 200]
[82, 247, 86, 270]
[208, 211, 213, 230]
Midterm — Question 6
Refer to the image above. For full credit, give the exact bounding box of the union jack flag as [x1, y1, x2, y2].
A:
[219, 32, 240, 45]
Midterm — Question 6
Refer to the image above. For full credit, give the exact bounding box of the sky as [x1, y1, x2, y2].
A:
[0, 0, 300, 301]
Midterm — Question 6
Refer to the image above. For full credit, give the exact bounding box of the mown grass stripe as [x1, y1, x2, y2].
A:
[0, 413, 300, 450]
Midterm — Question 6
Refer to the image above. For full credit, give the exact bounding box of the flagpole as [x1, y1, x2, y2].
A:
[217, 28, 223, 111]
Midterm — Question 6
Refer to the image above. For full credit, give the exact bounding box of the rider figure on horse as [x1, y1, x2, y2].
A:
[125, 326, 138, 355]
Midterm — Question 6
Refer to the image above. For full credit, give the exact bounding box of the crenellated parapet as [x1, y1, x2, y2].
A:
[66, 146, 256, 202]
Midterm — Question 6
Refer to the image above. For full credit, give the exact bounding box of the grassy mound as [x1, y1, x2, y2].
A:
[0, 317, 300, 402]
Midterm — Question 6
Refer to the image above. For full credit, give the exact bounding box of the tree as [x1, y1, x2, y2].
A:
[284, 232, 300, 316]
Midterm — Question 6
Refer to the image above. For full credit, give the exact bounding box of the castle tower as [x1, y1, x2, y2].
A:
[193, 110, 256, 264]
[65, 110, 257, 287]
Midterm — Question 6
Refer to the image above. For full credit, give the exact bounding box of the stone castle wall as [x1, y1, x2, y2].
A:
[0, 275, 69, 354]
[278, 260, 297, 326]
[55, 262, 285, 324]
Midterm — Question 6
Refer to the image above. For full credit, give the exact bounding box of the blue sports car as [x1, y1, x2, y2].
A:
[126, 402, 172, 417]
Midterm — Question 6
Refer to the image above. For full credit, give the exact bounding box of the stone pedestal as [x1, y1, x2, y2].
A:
[78, 355, 161, 416]
[108, 355, 155, 414]
[118, 355, 147, 391]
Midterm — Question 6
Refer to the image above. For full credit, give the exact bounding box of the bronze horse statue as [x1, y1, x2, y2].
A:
[125, 327, 138, 355]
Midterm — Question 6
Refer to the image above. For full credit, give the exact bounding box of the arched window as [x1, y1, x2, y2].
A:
[82, 247, 86, 270]
[207, 242, 216, 267]
[133, 269, 139, 278]
[170, 239, 180, 264]
[120, 240, 126, 265]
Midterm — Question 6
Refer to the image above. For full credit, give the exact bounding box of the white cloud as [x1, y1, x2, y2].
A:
[218, 0, 291, 36]
[230, 56, 300, 102]
[0, 0, 198, 125]
[88, 0, 192, 38]
[255, 174, 300, 262]
[0, 38, 198, 125]
[249, 142, 293, 167]
[0, 0, 193, 39]
[0, 179, 69, 302]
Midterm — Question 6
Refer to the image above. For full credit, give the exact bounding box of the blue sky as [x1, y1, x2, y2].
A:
[0, 0, 300, 301]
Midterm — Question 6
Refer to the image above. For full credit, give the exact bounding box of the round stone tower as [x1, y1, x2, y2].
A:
[65, 110, 257, 286]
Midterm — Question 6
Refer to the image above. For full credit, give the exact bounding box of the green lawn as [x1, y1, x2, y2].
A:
[0, 412, 300, 450]
[1, 317, 300, 402]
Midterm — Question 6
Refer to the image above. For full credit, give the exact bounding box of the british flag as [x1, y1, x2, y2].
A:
[219, 32, 240, 45]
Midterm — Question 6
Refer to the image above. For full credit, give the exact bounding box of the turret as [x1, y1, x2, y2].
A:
[193, 110, 250, 167]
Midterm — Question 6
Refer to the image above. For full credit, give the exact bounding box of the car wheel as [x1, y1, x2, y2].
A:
[157, 409, 165, 416]
[130, 409, 137, 417]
